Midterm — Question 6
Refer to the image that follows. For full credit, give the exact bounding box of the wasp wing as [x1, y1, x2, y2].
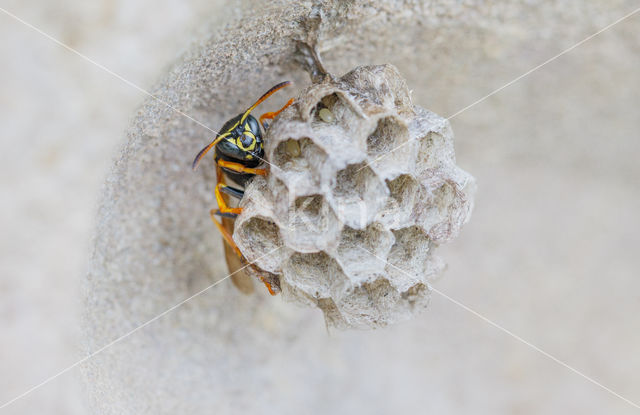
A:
[221, 216, 255, 294]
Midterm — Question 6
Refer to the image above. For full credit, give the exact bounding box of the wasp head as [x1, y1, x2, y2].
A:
[218, 114, 264, 162]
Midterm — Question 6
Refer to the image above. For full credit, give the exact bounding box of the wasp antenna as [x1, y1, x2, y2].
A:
[240, 81, 293, 123]
[191, 143, 211, 170]
[192, 132, 230, 170]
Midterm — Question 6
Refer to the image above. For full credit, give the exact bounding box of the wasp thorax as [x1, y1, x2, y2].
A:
[234, 64, 475, 329]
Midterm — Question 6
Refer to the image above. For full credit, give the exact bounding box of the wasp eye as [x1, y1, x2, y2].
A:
[241, 134, 253, 147]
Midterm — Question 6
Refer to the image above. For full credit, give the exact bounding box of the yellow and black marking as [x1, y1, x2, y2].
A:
[192, 81, 294, 295]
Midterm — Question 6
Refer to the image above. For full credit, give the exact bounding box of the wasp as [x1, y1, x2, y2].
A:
[192, 81, 293, 295]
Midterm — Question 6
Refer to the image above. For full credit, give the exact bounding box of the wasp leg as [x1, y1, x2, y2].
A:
[215, 183, 243, 216]
[217, 159, 268, 176]
[259, 276, 277, 296]
[220, 185, 244, 199]
[213, 185, 243, 217]
[210, 210, 278, 296]
[213, 210, 238, 219]
[214, 163, 243, 215]
[212, 165, 276, 296]
[259, 98, 295, 129]
[210, 209, 242, 258]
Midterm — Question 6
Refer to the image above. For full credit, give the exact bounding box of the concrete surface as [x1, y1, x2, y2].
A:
[1, 1, 639, 414]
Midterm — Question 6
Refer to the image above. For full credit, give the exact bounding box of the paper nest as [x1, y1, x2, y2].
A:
[234, 64, 475, 328]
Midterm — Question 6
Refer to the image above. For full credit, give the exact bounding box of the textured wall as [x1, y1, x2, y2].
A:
[0, 1, 219, 414]
[2, 0, 639, 414]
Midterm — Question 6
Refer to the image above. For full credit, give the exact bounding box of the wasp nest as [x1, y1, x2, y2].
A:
[235, 64, 475, 328]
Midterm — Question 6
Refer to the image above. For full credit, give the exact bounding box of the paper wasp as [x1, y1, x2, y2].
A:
[192, 81, 293, 295]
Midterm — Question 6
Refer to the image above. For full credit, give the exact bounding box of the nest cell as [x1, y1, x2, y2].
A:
[269, 137, 332, 198]
[415, 131, 454, 172]
[233, 216, 284, 273]
[377, 174, 420, 228]
[330, 162, 389, 229]
[365, 116, 412, 178]
[385, 226, 435, 291]
[310, 93, 352, 126]
[280, 194, 342, 252]
[414, 180, 465, 243]
[334, 223, 394, 280]
[272, 137, 325, 172]
[366, 116, 409, 158]
[335, 278, 401, 327]
[282, 251, 349, 300]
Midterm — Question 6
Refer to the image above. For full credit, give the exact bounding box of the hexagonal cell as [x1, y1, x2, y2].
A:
[415, 131, 454, 171]
[280, 194, 342, 252]
[234, 216, 286, 274]
[281, 251, 349, 300]
[365, 116, 412, 179]
[268, 137, 334, 199]
[307, 92, 369, 149]
[329, 162, 389, 229]
[414, 180, 468, 243]
[237, 175, 275, 216]
[321, 275, 431, 329]
[366, 116, 409, 157]
[376, 174, 420, 228]
[334, 223, 394, 280]
[310, 93, 354, 126]
[336, 278, 417, 328]
[385, 226, 437, 291]
[305, 121, 369, 174]
[271, 137, 327, 173]
[340, 64, 412, 115]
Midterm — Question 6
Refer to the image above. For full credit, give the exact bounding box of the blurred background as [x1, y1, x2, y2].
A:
[0, 1, 214, 412]
[0, 1, 638, 414]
